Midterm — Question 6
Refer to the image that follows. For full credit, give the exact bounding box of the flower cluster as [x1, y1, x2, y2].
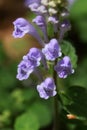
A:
[12, 0, 74, 99]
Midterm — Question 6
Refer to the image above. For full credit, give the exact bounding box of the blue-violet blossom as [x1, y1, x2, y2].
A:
[17, 48, 42, 80]
[54, 56, 74, 78]
[42, 38, 62, 61]
[29, 3, 40, 12]
[37, 77, 57, 99]
[13, 18, 44, 46]
[28, 1, 47, 15]
[25, 0, 41, 7]
[16, 60, 33, 81]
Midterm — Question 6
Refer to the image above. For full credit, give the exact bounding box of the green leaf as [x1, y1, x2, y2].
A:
[10, 88, 37, 112]
[62, 86, 87, 119]
[14, 111, 40, 130]
[65, 57, 87, 88]
[29, 102, 52, 127]
[61, 40, 77, 68]
[11, 88, 36, 102]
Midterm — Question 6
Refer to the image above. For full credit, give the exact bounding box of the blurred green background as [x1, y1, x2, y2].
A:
[0, 0, 87, 130]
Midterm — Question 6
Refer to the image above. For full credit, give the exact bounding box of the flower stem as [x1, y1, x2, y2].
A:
[53, 59, 59, 130]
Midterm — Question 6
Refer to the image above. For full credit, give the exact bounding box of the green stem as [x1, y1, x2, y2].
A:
[53, 59, 59, 130]
[53, 95, 59, 130]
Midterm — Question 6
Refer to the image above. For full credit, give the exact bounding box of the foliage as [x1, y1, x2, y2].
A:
[61, 40, 77, 68]
[15, 111, 40, 130]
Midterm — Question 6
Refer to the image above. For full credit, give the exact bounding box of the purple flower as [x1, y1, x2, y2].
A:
[33, 15, 46, 27]
[48, 16, 58, 24]
[37, 5, 47, 14]
[37, 77, 57, 99]
[29, 3, 40, 12]
[13, 18, 30, 38]
[25, 0, 41, 7]
[54, 56, 74, 78]
[23, 48, 42, 67]
[42, 39, 62, 61]
[26, 0, 47, 15]
[33, 15, 48, 42]
[30, 5, 47, 14]
[17, 48, 42, 80]
[29, 48, 42, 60]
[13, 18, 44, 46]
[29, 48, 48, 69]
[16, 60, 33, 80]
